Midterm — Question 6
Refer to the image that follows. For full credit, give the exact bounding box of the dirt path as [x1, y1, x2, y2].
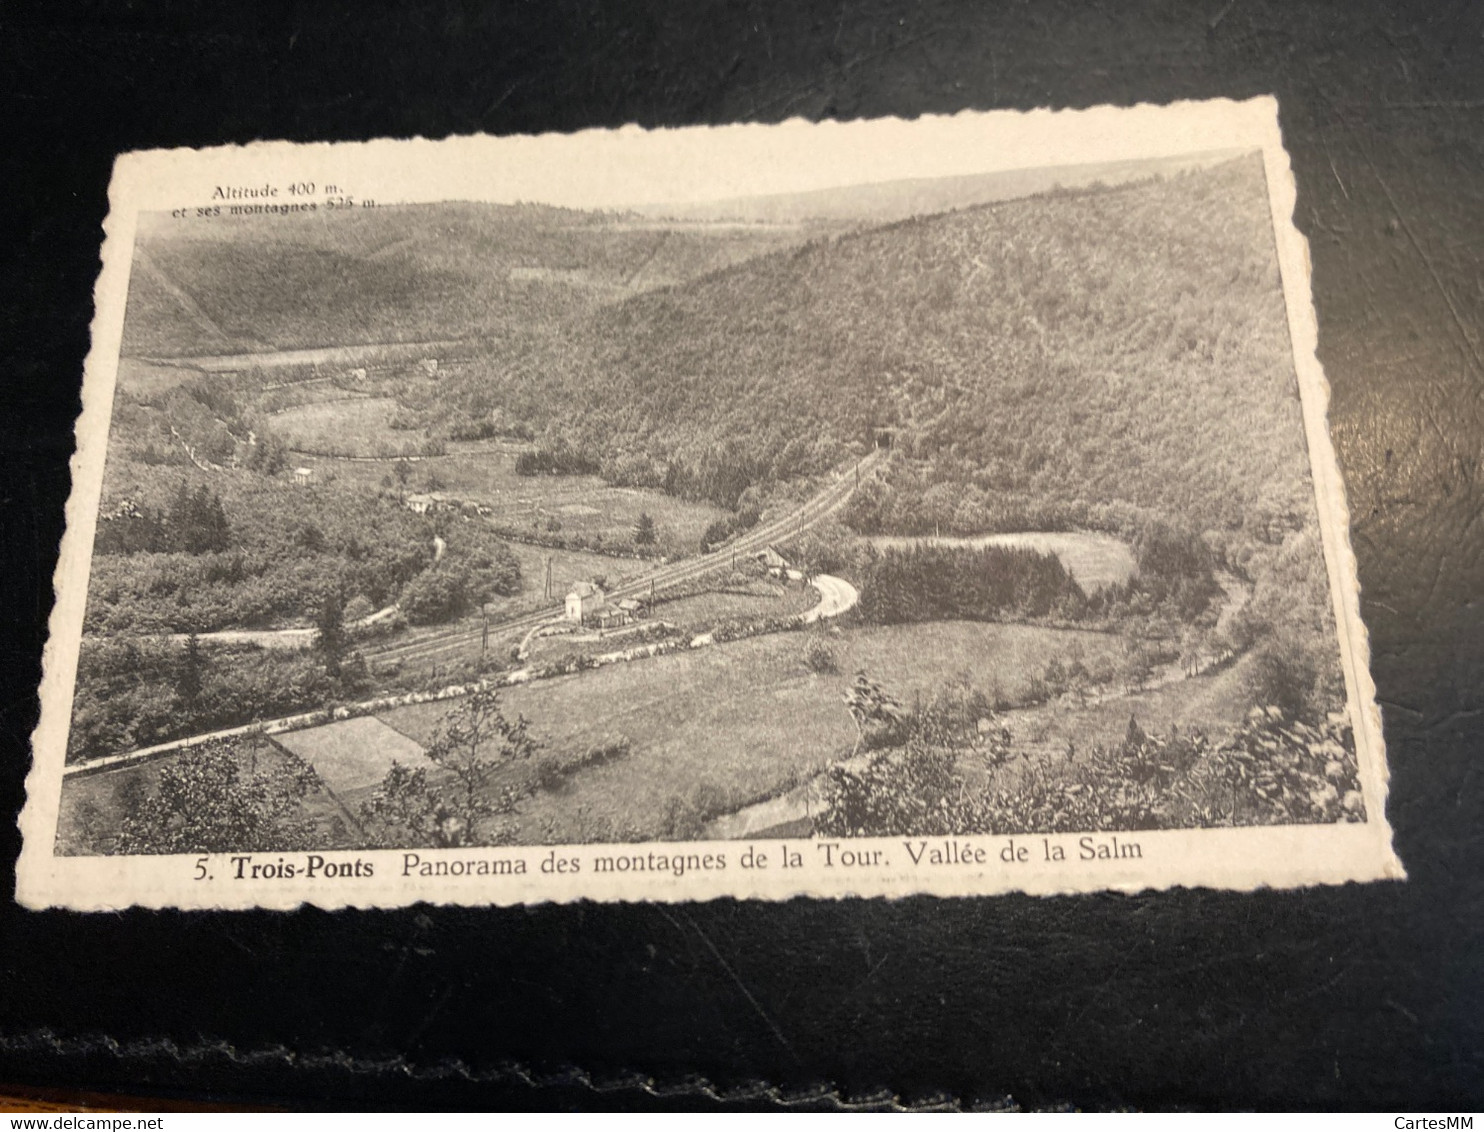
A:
[800, 574, 858, 623]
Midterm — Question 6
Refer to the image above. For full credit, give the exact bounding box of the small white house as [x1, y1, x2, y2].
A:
[293, 467, 314, 487]
[565, 581, 605, 623]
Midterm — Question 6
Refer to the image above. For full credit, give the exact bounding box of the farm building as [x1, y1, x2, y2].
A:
[292, 467, 314, 486]
[755, 544, 790, 569]
[617, 597, 645, 617]
[754, 544, 791, 576]
[593, 607, 630, 630]
[565, 581, 605, 623]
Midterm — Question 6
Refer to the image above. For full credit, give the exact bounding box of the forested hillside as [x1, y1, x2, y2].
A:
[465, 154, 1315, 540]
[123, 203, 821, 357]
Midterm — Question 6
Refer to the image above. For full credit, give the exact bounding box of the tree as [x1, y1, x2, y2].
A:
[243, 431, 287, 476]
[293, 521, 326, 554]
[113, 740, 318, 855]
[1121, 637, 1155, 693]
[817, 741, 958, 838]
[314, 589, 349, 676]
[699, 518, 730, 553]
[633, 511, 656, 547]
[421, 687, 539, 846]
[1244, 634, 1321, 722]
[400, 567, 468, 625]
[359, 762, 443, 848]
[178, 633, 204, 714]
[343, 594, 376, 624]
[167, 482, 230, 554]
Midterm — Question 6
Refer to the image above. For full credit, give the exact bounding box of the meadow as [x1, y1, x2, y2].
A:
[375, 619, 1132, 843]
[267, 396, 406, 454]
[284, 433, 730, 557]
[55, 615, 1254, 853]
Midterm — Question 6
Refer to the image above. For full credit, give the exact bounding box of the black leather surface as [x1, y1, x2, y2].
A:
[0, 0, 1479, 1111]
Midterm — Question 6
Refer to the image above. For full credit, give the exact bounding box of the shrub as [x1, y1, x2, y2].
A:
[816, 743, 959, 838]
[343, 594, 376, 623]
[1176, 709, 1364, 827]
[802, 636, 839, 675]
[399, 567, 467, 625]
[113, 740, 320, 855]
[1243, 634, 1321, 723]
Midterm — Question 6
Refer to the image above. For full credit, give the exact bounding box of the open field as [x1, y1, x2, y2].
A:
[288, 437, 730, 554]
[1004, 651, 1256, 757]
[115, 357, 211, 399]
[271, 715, 433, 800]
[961, 653, 1259, 796]
[376, 618, 1134, 843]
[268, 397, 405, 454]
[56, 617, 1256, 853]
[867, 532, 1136, 592]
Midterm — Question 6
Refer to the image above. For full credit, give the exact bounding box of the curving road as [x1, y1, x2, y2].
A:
[800, 574, 859, 623]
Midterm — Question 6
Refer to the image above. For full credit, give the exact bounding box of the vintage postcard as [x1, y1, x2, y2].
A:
[17, 98, 1403, 910]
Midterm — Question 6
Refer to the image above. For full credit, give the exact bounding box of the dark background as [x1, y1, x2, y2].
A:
[0, 0, 1479, 1111]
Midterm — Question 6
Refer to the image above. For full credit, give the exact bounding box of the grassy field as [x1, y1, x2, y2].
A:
[271, 715, 433, 798]
[499, 541, 652, 605]
[958, 653, 1258, 795]
[115, 356, 206, 399]
[268, 396, 404, 454]
[288, 437, 728, 555]
[376, 618, 1133, 844]
[56, 620, 1253, 854]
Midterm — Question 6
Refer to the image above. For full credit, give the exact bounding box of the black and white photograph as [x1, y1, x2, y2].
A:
[17, 101, 1400, 908]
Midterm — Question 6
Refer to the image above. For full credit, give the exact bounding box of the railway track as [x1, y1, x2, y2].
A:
[367, 448, 887, 669]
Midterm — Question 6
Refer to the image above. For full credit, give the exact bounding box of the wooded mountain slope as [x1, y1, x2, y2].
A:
[123, 202, 818, 357]
[475, 154, 1315, 539]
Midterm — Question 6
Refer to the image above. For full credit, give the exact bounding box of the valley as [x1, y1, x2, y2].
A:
[58, 153, 1364, 854]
